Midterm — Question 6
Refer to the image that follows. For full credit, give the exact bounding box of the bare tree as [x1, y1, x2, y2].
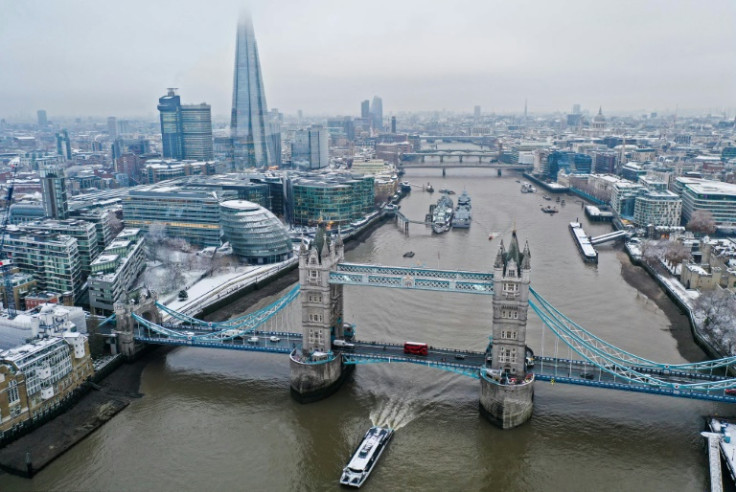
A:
[695, 289, 736, 355]
[686, 210, 717, 235]
[641, 240, 667, 265]
[107, 210, 124, 236]
[663, 241, 691, 267]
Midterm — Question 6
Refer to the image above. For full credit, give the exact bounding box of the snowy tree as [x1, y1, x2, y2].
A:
[107, 210, 124, 236]
[641, 240, 667, 265]
[695, 289, 736, 355]
[686, 210, 717, 235]
[663, 241, 691, 267]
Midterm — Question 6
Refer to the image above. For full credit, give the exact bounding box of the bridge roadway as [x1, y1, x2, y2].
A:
[131, 327, 736, 403]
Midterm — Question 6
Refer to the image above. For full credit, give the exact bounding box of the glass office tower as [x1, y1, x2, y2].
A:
[230, 15, 276, 169]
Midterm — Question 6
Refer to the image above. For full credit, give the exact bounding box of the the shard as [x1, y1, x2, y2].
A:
[231, 14, 276, 169]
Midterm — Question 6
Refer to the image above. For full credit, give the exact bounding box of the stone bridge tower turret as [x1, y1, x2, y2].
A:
[290, 223, 350, 402]
[480, 230, 534, 429]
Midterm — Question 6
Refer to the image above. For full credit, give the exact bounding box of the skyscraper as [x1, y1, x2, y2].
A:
[181, 104, 214, 160]
[37, 110, 48, 127]
[371, 96, 383, 130]
[157, 89, 214, 160]
[40, 163, 69, 220]
[361, 100, 370, 118]
[107, 116, 118, 139]
[231, 14, 276, 169]
[158, 89, 184, 159]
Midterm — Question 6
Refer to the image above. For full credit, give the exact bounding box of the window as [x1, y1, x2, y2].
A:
[308, 313, 323, 323]
[8, 380, 20, 404]
[308, 294, 322, 303]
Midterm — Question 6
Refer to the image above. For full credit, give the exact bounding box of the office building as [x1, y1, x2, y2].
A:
[37, 110, 48, 127]
[474, 105, 481, 120]
[157, 89, 214, 161]
[88, 228, 146, 315]
[107, 116, 118, 139]
[371, 96, 383, 130]
[231, 15, 277, 169]
[286, 173, 374, 226]
[673, 177, 736, 228]
[292, 126, 328, 169]
[39, 163, 69, 220]
[123, 184, 231, 247]
[220, 201, 292, 265]
[361, 100, 370, 119]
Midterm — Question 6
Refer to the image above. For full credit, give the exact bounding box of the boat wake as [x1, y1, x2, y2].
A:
[369, 398, 421, 431]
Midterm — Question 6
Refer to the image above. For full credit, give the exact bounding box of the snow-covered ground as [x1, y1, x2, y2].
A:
[161, 255, 298, 318]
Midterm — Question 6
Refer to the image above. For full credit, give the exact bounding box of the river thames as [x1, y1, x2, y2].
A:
[3, 169, 731, 491]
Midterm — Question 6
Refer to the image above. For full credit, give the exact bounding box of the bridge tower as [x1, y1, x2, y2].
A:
[289, 223, 349, 402]
[113, 288, 162, 359]
[480, 231, 534, 429]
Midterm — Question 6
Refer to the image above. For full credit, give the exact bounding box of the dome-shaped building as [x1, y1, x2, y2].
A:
[220, 200, 292, 264]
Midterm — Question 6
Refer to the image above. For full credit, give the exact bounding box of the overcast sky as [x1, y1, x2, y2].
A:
[1, 0, 735, 120]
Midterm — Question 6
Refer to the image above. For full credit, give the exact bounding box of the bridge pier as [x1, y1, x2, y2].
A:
[479, 375, 534, 429]
[289, 354, 352, 403]
[439, 155, 444, 163]
[442, 167, 446, 177]
[497, 169, 502, 177]
[421, 155, 425, 163]
[459, 156, 463, 163]
[478, 156, 482, 163]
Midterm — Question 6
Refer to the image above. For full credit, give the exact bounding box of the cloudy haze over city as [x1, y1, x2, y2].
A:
[1, 0, 735, 119]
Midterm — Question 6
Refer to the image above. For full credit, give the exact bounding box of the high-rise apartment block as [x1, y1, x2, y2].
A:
[157, 89, 214, 161]
[40, 163, 69, 220]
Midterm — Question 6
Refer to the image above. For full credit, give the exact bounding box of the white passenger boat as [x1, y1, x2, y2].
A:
[340, 426, 393, 488]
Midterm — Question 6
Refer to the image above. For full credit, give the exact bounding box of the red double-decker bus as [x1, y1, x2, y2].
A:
[403, 341, 428, 356]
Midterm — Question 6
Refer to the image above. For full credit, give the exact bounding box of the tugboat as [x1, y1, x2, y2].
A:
[425, 182, 434, 193]
[340, 426, 394, 488]
[431, 195, 454, 234]
[541, 205, 559, 214]
[452, 190, 472, 228]
[400, 181, 412, 193]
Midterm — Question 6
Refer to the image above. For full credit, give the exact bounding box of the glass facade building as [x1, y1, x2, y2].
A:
[157, 89, 214, 161]
[220, 200, 292, 264]
[286, 173, 374, 226]
[123, 185, 232, 247]
[230, 15, 277, 169]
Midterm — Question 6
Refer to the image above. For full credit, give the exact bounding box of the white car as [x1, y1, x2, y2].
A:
[269, 336, 281, 342]
[247, 336, 259, 343]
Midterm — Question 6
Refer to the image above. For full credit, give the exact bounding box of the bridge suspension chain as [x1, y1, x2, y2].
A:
[529, 290, 736, 391]
[530, 287, 736, 373]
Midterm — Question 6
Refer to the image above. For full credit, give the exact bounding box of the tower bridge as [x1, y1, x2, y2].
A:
[110, 225, 736, 429]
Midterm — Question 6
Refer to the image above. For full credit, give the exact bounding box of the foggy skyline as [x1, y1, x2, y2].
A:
[1, 0, 735, 120]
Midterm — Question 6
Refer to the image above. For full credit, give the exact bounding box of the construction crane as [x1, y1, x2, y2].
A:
[0, 164, 19, 318]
